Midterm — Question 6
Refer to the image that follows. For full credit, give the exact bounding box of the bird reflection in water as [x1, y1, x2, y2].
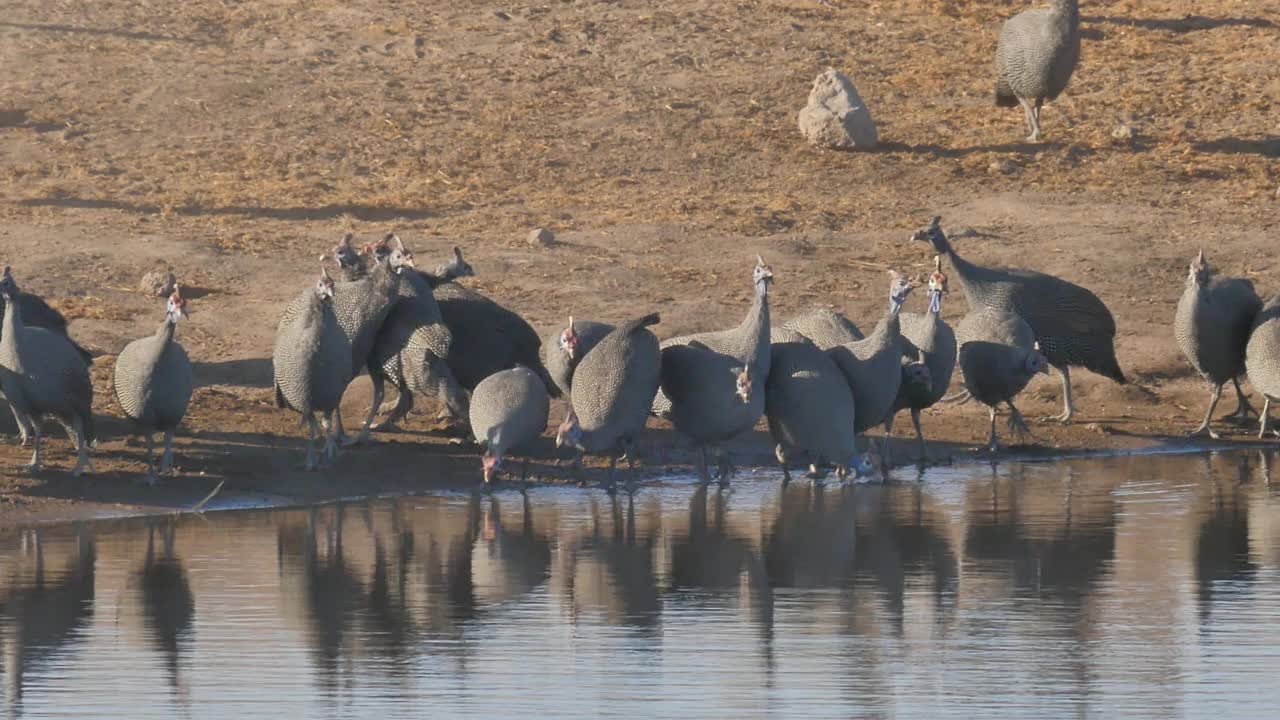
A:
[1194, 452, 1258, 631]
[553, 493, 661, 631]
[136, 517, 195, 702]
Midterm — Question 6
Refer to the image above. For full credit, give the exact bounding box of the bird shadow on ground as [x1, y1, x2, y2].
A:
[1192, 136, 1280, 158]
[19, 197, 437, 223]
[1082, 14, 1275, 33]
[0, 21, 208, 45]
[0, 108, 63, 133]
[194, 358, 274, 388]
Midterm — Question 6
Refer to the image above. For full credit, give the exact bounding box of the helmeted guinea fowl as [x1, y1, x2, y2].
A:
[469, 366, 550, 484]
[1246, 295, 1280, 438]
[1175, 249, 1261, 439]
[556, 313, 662, 488]
[366, 234, 468, 432]
[956, 308, 1050, 451]
[995, 0, 1080, 142]
[782, 308, 863, 350]
[913, 215, 1124, 424]
[545, 316, 615, 397]
[827, 271, 926, 465]
[273, 265, 353, 471]
[653, 256, 774, 483]
[887, 257, 957, 461]
[329, 238, 411, 444]
[421, 246, 475, 288]
[0, 285, 93, 366]
[0, 266, 95, 476]
[765, 339, 863, 482]
[332, 233, 368, 282]
[112, 285, 194, 483]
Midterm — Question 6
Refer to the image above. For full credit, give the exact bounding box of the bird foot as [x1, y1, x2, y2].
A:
[340, 432, 375, 447]
[1223, 409, 1258, 425]
[19, 462, 39, 476]
[804, 465, 828, 480]
[1188, 426, 1221, 440]
[1038, 411, 1073, 424]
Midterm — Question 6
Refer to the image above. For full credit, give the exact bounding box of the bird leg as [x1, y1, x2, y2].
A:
[1190, 383, 1224, 440]
[716, 447, 734, 487]
[604, 454, 618, 494]
[1006, 402, 1031, 444]
[984, 406, 1000, 453]
[910, 408, 930, 464]
[697, 446, 712, 485]
[372, 382, 413, 432]
[775, 443, 792, 484]
[1032, 97, 1044, 141]
[138, 432, 158, 486]
[344, 377, 383, 446]
[1018, 97, 1040, 142]
[1224, 377, 1258, 424]
[881, 416, 895, 468]
[303, 413, 321, 471]
[1259, 398, 1279, 439]
[321, 411, 339, 463]
[69, 415, 94, 477]
[159, 430, 177, 476]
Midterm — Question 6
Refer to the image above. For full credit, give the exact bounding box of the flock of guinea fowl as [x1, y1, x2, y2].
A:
[2, 0, 1274, 488]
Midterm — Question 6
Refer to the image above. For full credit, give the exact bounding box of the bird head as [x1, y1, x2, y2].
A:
[315, 260, 336, 302]
[446, 246, 475, 279]
[734, 362, 754, 403]
[1188, 249, 1212, 287]
[0, 266, 17, 298]
[166, 284, 189, 323]
[333, 232, 361, 269]
[558, 316, 580, 360]
[910, 216, 949, 255]
[1026, 344, 1051, 376]
[555, 408, 584, 450]
[752, 255, 774, 295]
[382, 233, 415, 274]
[481, 450, 502, 484]
[888, 270, 921, 313]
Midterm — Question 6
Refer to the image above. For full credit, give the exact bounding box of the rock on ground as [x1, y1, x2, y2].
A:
[139, 270, 176, 297]
[798, 68, 878, 150]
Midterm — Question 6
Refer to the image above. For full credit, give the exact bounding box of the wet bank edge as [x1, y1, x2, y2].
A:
[2, 437, 1275, 528]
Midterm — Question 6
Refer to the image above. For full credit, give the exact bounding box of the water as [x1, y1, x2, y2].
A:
[4, 450, 1280, 719]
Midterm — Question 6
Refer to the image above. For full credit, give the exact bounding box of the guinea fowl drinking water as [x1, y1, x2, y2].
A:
[469, 366, 550, 485]
[827, 271, 927, 465]
[273, 265, 352, 471]
[1175, 250, 1261, 439]
[1246, 295, 1280, 438]
[886, 257, 957, 461]
[0, 267, 95, 476]
[765, 338, 865, 482]
[556, 313, 662, 489]
[913, 216, 1124, 424]
[545, 317, 615, 397]
[957, 308, 1050, 451]
[365, 235, 468, 432]
[113, 286, 194, 482]
[995, 0, 1080, 142]
[653, 256, 773, 483]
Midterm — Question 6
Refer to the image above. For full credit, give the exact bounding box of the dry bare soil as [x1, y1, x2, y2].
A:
[0, 0, 1277, 521]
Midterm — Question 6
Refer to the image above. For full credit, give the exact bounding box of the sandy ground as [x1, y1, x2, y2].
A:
[0, 0, 1276, 523]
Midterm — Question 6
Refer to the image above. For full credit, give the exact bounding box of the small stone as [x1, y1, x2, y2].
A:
[797, 68, 878, 150]
[527, 228, 554, 246]
[139, 270, 176, 297]
[1111, 124, 1136, 141]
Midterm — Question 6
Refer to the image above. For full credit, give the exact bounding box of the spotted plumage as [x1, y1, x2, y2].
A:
[0, 267, 95, 476]
[995, 0, 1080, 141]
[782, 308, 863, 351]
[1247, 296, 1280, 438]
[113, 286, 194, 481]
[545, 317, 616, 397]
[914, 216, 1124, 424]
[956, 308, 1050, 451]
[765, 340, 860, 482]
[469, 366, 550, 484]
[886, 258, 957, 460]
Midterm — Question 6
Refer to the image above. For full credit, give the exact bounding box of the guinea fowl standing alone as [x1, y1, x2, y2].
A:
[782, 308, 863, 350]
[957, 308, 1050, 451]
[1246, 295, 1280, 438]
[913, 216, 1124, 424]
[765, 339, 864, 482]
[113, 286, 194, 482]
[366, 235, 468, 431]
[545, 317, 615, 397]
[329, 239, 410, 444]
[0, 267, 95, 476]
[1175, 250, 1261, 439]
[273, 267, 352, 471]
[887, 257, 957, 461]
[556, 313, 662, 489]
[653, 256, 774, 483]
[469, 366, 550, 485]
[827, 271, 926, 465]
[995, 0, 1080, 142]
